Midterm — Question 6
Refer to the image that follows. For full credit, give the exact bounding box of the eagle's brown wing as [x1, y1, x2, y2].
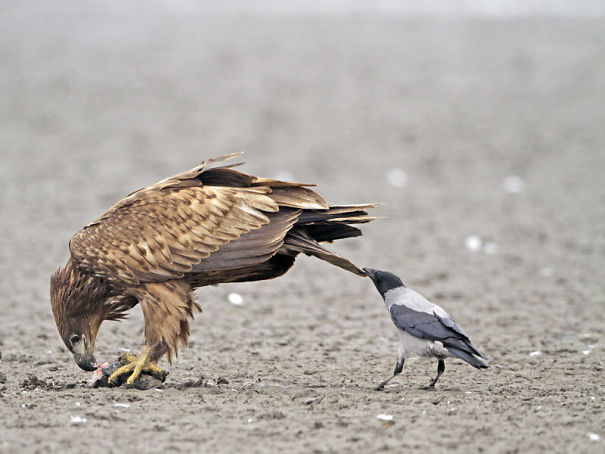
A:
[69, 154, 328, 285]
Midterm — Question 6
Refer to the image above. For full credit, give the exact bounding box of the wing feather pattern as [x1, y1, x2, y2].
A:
[390, 305, 487, 364]
[70, 154, 283, 285]
[69, 154, 373, 285]
[70, 185, 279, 285]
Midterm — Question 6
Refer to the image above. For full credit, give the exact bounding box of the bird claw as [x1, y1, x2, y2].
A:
[107, 346, 164, 385]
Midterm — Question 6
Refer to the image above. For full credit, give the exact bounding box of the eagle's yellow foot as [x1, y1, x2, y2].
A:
[108, 346, 164, 385]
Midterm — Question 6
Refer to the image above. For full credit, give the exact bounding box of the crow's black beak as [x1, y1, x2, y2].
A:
[363, 268, 377, 279]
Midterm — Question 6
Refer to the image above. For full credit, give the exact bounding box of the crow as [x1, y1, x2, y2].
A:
[364, 268, 488, 390]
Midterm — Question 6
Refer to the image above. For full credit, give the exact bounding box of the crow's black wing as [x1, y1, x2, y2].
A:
[389, 305, 488, 364]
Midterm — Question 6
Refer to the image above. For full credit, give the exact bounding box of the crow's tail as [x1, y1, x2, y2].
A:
[446, 347, 489, 369]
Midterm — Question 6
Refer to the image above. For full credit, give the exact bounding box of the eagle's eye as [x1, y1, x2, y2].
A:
[69, 334, 81, 345]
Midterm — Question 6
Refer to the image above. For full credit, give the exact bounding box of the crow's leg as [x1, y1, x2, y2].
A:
[376, 356, 405, 390]
[426, 359, 445, 389]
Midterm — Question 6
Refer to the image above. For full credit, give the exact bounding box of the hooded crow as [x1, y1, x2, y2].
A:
[364, 268, 488, 390]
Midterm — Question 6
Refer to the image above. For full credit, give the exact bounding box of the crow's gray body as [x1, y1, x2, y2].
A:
[364, 268, 487, 389]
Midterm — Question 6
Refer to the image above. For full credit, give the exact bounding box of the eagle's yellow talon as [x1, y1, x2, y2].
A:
[108, 362, 135, 384]
[122, 353, 138, 363]
[107, 345, 162, 385]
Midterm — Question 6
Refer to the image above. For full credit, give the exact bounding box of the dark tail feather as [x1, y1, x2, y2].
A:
[305, 223, 362, 242]
[443, 336, 488, 361]
[282, 232, 366, 276]
[446, 347, 488, 369]
[466, 341, 488, 360]
[280, 204, 378, 276]
[296, 204, 379, 225]
[296, 203, 379, 243]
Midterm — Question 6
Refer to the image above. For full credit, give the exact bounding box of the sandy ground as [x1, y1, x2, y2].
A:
[1, 7, 604, 454]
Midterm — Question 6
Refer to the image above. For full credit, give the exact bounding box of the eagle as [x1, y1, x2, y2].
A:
[50, 153, 377, 384]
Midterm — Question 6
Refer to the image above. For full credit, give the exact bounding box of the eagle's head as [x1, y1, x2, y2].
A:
[50, 259, 107, 371]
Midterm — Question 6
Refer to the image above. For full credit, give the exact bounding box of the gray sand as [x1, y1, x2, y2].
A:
[1, 7, 604, 454]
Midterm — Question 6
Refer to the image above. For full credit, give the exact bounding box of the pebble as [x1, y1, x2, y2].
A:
[228, 293, 244, 306]
[465, 235, 482, 252]
[529, 351, 542, 357]
[503, 175, 524, 194]
[376, 414, 393, 422]
[69, 416, 87, 424]
[386, 168, 408, 188]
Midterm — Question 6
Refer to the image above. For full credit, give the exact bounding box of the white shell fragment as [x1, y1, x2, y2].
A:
[386, 168, 408, 188]
[70, 416, 87, 424]
[588, 432, 600, 441]
[503, 175, 524, 194]
[376, 414, 393, 422]
[228, 292, 244, 306]
[582, 350, 592, 355]
[114, 403, 130, 408]
[529, 351, 542, 357]
[465, 235, 482, 252]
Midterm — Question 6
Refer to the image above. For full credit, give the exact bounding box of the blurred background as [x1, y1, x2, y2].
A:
[1, 0, 603, 308]
[1, 1, 604, 452]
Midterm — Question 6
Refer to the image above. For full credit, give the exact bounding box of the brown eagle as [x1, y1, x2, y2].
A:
[50, 153, 377, 384]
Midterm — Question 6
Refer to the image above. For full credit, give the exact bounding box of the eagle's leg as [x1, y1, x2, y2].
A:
[108, 343, 165, 385]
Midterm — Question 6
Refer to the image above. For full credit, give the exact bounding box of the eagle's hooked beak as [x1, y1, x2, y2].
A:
[72, 336, 97, 371]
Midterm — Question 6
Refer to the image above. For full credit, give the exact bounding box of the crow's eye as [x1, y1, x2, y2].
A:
[70, 334, 81, 345]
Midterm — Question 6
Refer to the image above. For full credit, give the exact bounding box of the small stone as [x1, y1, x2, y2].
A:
[465, 235, 482, 252]
[0, 372, 7, 384]
[228, 293, 244, 306]
[503, 175, 524, 194]
[69, 415, 87, 424]
[376, 414, 393, 422]
[386, 168, 408, 188]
